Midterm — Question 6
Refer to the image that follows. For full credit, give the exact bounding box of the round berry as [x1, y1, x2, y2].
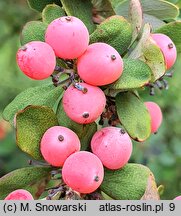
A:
[62, 151, 104, 194]
[174, 196, 181, 200]
[91, 127, 132, 170]
[17, 41, 56, 80]
[151, 33, 177, 70]
[4, 189, 34, 200]
[40, 126, 80, 167]
[62, 83, 106, 124]
[77, 42, 123, 86]
[45, 16, 89, 59]
[144, 102, 163, 133]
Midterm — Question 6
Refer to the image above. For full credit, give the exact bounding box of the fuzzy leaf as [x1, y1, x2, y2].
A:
[42, 4, 66, 24]
[155, 21, 181, 53]
[3, 83, 63, 125]
[143, 14, 165, 30]
[101, 163, 159, 200]
[60, 0, 96, 33]
[27, 0, 61, 12]
[129, 24, 166, 82]
[90, 15, 132, 55]
[113, 0, 179, 20]
[109, 59, 152, 90]
[116, 92, 151, 141]
[16, 106, 58, 160]
[20, 21, 48, 45]
[0, 166, 51, 200]
[129, 0, 143, 44]
[57, 101, 97, 150]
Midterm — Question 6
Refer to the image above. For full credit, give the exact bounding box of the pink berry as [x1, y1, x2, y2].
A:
[77, 42, 123, 86]
[45, 16, 89, 59]
[62, 83, 106, 124]
[4, 189, 34, 200]
[144, 102, 163, 133]
[174, 196, 181, 200]
[17, 41, 56, 80]
[40, 126, 80, 167]
[91, 127, 132, 170]
[151, 33, 177, 70]
[62, 151, 104, 194]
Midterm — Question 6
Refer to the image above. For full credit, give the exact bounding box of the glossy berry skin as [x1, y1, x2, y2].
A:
[62, 83, 106, 124]
[17, 41, 56, 80]
[144, 102, 163, 134]
[91, 127, 132, 170]
[151, 33, 177, 70]
[45, 16, 89, 59]
[77, 42, 123, 86]
[4, 189, 34, 200]
[40, 126, 80, 167]
[174, 196, 181, 200]
[62, 151, 104, 194]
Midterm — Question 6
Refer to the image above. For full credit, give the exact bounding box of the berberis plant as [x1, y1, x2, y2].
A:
[0, 0, 181, 200]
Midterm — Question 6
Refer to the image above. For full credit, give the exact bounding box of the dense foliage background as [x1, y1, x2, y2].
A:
[0, 0, 180, 199]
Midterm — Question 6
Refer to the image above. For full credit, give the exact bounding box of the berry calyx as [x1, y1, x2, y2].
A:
[91, 127, 132, 170]
[151, 33, 177, 70]
[62, 83, 106, 124]
[40, 126, 81, 167]
[45, 16, 89, 59]
[4, 189, 34, 200]
[77, 42, 123, 86]
[16, 41, 56, 80]
[144, 102, 163, 133]
[62, 151, 104, 194]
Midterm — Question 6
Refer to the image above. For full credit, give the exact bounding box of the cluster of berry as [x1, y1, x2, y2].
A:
[8, 16, 176, 200]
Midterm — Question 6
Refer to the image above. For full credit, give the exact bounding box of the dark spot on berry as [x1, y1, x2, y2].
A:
[94, 176, 99, 182]
[65, 16, 72, 21]
[58, 135, 64, 142]
[82, 112, 89, 118]
[168, 43, 173, 49]
[111, 55, 116, 60]
[82, 87, 88, 94]
[120, 129, 126, 134]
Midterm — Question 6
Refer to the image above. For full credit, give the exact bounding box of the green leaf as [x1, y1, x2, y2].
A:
[116, 92, 151, 141]
[100, 163, 159, 200]
[57, 101, 97, 150]
[129, 0, 143, 44]
[3, 83, 63, 125]
[113, 0, 179, 20]
[155, 21, 181, 53]
[27, 0, 61, 12]
[90, 15, 132, 55]
[91, 0, 115, 19]
[60, 0, 96, 33]
[20, 21, 48, 45]
[109, 59, 152, 90]
[129, 24, 166, 82]
[16, 106, 58, 160]
[0, 166, 51, 199]
[42, 4, 66, 24]
[143, 14, 165, 30]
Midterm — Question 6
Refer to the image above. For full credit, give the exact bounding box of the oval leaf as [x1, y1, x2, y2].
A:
[3, 83, 63, 125]
[27, 0, 61, 12]
[143, 14, 165, 31]
[56, 101, 97, 150]
[20, 21, 48, 45]
[90, 15, 132, 55]
[16, 106, 58, 160]
[113, 0, 179, 20]
[129, 24, 166, 82]
[0, 166, 51, 200]
[42, 4, 66, 24]
[100, 163, 159, 200]
[109, 59, 152, 90]
[155, 21, 181, 53]
[60, 0, 96, 33]
[116, 92, 151, 141]
[129, 0, 143, 44]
